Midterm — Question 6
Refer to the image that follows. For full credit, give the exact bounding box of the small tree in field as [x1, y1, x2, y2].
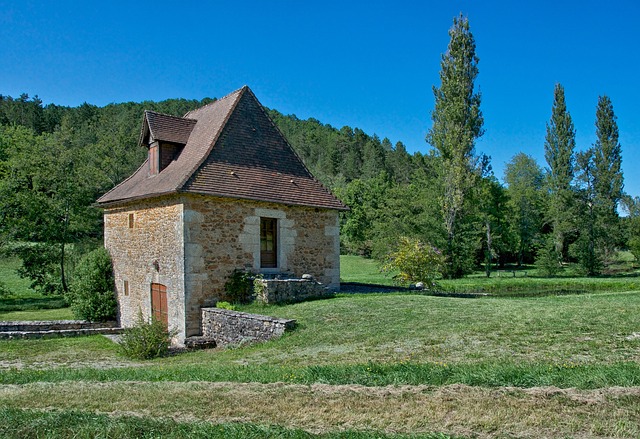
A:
[382, 236, 444, 288]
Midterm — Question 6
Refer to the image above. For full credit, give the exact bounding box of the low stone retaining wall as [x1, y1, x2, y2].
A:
[201, 308, 296, 347]
[255, 277, 332, 304]
[0, 320, 119, 332]
[0, 320, 122, 340]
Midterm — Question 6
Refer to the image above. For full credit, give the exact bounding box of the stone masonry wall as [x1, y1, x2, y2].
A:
[183, 194, 340, 336]
[201, 307, 295, 346]
[0, 320, 121, 340]
[0, 320, 118, 332]
[255, 278, 332, 304]
[103, 193, 340, 342]
[103, 196, 186, 341]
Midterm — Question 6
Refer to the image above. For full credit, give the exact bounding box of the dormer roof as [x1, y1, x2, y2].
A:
[139, 111, 196, 146]
[97, 86, 348, 211]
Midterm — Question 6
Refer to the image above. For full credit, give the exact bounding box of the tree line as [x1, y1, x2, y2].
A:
[0, 15, 639, 295]
[277, 15, 636, 280]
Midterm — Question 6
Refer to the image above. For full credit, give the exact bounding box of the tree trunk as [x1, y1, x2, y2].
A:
[60, 242, 68, 293]
[485, 220, 492, 278]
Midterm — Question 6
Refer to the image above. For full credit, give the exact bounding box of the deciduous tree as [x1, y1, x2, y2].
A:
[504, 153, 545, 265]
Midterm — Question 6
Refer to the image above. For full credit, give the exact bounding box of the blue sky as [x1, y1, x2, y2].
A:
[1, 0, 639, 197]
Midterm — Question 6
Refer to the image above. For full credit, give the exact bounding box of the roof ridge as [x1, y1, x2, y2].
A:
[175, 86, 248, 190]
[98, 85, 348, 211]
[145, 109, 197, 122]
[183, 86, 247, 118]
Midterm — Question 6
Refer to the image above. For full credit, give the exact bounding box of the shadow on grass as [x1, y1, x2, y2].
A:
[340, 282, 629, 299]
[0, 296, 67, 312]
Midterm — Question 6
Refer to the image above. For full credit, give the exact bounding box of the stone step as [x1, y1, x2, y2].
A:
[184, 336, 217, 350]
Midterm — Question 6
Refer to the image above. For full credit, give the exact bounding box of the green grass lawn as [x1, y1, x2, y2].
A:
[0, 257, 71, 319]
[0, 257, 33, 294]
[3, 254, 640, 437]
[339, 254, 396, 285]
[0, 407, 453, 439]
[340, 254, 640, 295]
[4, 291, 640, 378]
[0, 307, 74, 321]
[3, 290, 640, 437]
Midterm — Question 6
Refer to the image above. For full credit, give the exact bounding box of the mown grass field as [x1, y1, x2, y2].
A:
[0, 257, 72, 320]
[0, 257, 32, 294]
[1, 255, 640, 437]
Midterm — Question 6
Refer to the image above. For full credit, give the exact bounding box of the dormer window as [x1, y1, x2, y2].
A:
[139, 110, 196, 177]
[159, 143, 183, 171]
[148, 141, 184, 176]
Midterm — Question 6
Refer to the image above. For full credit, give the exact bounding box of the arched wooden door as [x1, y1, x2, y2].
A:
[151, 283, 168, 326]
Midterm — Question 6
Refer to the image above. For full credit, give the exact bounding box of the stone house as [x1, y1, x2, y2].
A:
[97, 86, 347, 343]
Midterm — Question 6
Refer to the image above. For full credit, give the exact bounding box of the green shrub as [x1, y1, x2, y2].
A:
[252, 274, 266, 301]
[535, 237, 562, 277]
[216, 301, 237, 311]
[68, 248, 117, 322]
[224, 269, 254, 304]
[119, 311, 176, 360]
[0, 281, 10, 297]
[570, 235, 603, 277]
[381, 236, 444, 288]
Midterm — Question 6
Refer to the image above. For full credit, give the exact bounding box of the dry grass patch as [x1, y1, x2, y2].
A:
[1, 381, 639, 438]
[0, 336, 137, 370]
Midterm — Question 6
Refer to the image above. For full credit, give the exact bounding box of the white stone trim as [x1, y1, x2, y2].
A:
[240, 208, 295, 272]
[254, 208, 287, 219]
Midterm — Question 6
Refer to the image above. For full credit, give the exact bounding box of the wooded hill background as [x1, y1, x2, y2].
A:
[0, 92, 638, 295]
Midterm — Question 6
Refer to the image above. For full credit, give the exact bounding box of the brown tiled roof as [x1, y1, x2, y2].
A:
[97, 86, 347, 211]
[140, 111, 197, 145]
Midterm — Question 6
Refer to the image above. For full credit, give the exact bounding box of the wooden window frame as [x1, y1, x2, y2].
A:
[260, 217, 278, 269]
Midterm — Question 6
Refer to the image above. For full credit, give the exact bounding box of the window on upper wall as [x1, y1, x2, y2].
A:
[260, 217, 277, 268]
[128, 213, 134, 229]
[123, 280, 129, 296]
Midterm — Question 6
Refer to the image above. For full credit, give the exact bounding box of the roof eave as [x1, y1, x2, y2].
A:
[181, 189, 350, 211]
[96, 190, 180, 209]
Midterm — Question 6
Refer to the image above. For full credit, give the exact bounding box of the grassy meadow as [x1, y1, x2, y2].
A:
[0, 257, 72, 320]
[1, 254, 640, 437]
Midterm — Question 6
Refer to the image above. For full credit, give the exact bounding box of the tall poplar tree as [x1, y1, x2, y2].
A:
[426, 14, 484, 278]
[544, 84, 576, 263]
[593, 95, 623, 258]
